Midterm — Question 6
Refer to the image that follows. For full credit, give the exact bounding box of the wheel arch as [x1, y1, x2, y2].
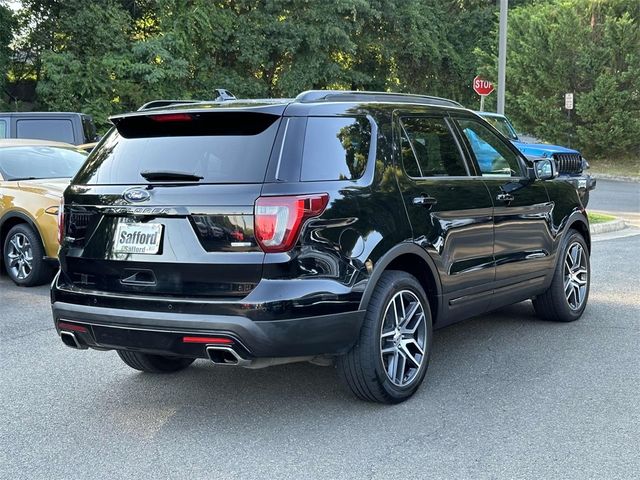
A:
[0, 211, 43, 256]
[548, 210, 590, 278]
[358, 242, 443, 323]
[566, 213, 591, 252]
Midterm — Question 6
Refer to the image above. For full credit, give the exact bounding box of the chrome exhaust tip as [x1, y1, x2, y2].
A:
[60, 331, 86, 350]
[205, 346, 251, 367]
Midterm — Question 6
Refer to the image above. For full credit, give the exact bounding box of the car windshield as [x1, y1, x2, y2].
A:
[482, 115, 519, 141]
[0, 146, 87, 181]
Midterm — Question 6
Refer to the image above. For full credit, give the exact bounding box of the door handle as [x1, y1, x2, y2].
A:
[496, 192, 514, 202]
[412, 195, 437, 207]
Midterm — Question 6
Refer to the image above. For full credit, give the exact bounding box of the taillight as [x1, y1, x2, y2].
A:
[254, 194, 329, 253]
[57, 197, 65, 244]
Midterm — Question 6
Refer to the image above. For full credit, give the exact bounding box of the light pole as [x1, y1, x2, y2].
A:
[497, 0, 508, 114]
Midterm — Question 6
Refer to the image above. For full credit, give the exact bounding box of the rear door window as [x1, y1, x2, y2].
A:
[74, 112, 281, 185]
[301, 117, 371, 181]
[399, 116, 469, 177]
[16, 119, 75, 144]
[0, 119, 7, 138]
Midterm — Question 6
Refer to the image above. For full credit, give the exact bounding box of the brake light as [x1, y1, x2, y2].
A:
[254, 194, 329, 253]
[148, 113, 193, 122]
[57, 197, 65, 244]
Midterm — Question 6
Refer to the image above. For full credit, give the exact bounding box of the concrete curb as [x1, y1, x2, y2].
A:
[590, 219, 627, 235]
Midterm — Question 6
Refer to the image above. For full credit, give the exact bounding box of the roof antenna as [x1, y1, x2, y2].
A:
[213, 89, 236, 102]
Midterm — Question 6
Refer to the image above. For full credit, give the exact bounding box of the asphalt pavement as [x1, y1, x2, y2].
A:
[1, 233, 639, 479]
[589, 179, 639, 224]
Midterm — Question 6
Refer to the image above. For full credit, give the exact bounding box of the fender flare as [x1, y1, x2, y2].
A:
[0, 211, 43, 245]
[562, 210, 590, 246]
[552, 210, 590, 271]
[358, 242, 443, 311]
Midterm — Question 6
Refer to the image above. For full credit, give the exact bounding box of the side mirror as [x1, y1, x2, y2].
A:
[530, 158, 558, 181]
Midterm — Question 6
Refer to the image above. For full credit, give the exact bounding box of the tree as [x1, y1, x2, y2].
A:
[36, 0, 139, 129]
[476, 0, 640, 157]
[0, 2, 15, 108]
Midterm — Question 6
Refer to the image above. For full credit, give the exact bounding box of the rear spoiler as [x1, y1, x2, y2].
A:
[138, 89, 237, 111]
[110, 110, 281, 138]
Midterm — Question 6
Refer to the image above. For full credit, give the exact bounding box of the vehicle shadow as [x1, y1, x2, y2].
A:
[98, 300, 573, 432]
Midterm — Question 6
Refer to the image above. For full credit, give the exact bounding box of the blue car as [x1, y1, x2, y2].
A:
[477, 111, 596, 205]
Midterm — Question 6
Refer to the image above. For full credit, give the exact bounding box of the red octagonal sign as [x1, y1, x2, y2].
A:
[473, 76, 494, 96]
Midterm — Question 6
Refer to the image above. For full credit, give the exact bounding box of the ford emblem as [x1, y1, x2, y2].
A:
[123, 188, 150, 203]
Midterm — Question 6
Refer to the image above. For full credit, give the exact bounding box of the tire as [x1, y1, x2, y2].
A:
[3, 224, 54, 287]
[117, 350, 195, 373]
[532, 229, 590, 322]
[337, 270, 433, 404]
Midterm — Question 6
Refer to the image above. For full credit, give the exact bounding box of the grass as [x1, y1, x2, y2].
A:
[588, 212, 617, 224]
[587, 155, 639, 179]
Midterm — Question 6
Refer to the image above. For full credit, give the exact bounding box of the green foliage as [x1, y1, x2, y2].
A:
[3, 0, 639, 159]
[35, 0, 139, 129]
[477, 0, 640, 158]
[0, 2, 15, 108]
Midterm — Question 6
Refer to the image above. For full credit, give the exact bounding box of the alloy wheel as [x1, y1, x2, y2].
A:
[563, 242, 588, 310]
[380, 290, 427, 387]
[6, 232, 33, 280]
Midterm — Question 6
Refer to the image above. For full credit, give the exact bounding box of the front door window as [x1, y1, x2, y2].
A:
[457, 119, 523, 177]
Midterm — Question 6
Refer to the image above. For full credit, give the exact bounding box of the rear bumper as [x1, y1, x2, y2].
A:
[51, 301, 365, 359]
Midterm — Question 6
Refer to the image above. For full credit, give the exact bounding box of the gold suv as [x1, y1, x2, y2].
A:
[0, 139, 87, 286]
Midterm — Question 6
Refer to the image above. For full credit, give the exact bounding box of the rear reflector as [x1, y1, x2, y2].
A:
[58, 321, 88, 333]
[182, 336, 234, 345]
[254, 193, 329, 253]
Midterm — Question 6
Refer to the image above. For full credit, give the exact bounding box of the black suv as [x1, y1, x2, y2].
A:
[52, 90, 591, 403]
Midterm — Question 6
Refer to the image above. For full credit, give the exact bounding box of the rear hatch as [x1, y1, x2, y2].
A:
[60, 106, 285, 298]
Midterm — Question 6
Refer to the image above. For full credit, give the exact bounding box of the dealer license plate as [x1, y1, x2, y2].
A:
[114, 223, 163, 254]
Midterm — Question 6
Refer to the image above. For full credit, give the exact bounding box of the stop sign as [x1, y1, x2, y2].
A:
[473, 76, 494, 96]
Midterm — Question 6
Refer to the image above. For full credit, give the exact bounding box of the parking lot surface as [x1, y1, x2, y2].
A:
[1, 234, 639, 479]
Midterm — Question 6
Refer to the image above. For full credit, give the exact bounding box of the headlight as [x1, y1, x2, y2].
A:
[581, 157, 590, 170]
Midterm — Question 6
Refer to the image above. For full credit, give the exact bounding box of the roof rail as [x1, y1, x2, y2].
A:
[138, 89, 237, 111]
[294, 90, 463, 107]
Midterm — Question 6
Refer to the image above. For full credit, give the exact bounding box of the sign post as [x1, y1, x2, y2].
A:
[497, 0, 508, 114]
[564, 92, 574, 147]
[473, 76, 495, 112]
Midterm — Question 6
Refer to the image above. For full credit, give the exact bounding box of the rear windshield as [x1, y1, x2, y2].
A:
[0, 146, 87, 180]
[74, 112, 280, 185]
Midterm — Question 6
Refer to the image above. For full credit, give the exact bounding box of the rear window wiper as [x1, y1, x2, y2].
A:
[140, 170, 204, 182]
